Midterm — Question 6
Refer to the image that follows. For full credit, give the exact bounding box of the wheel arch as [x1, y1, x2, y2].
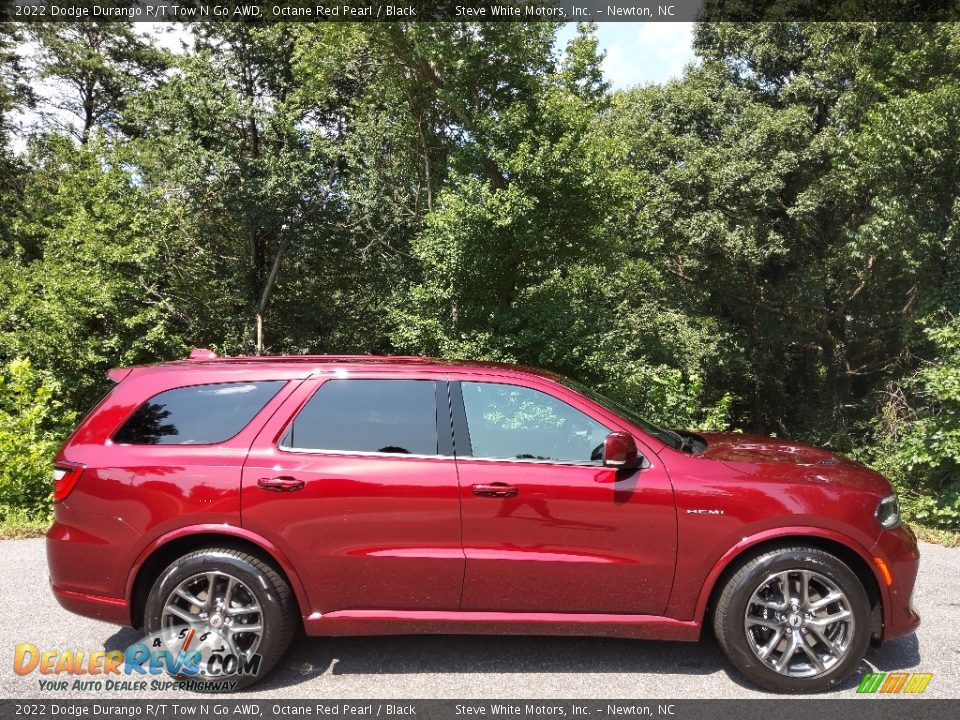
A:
[126, 525, 310, 628]
[696, 528, 885, 642]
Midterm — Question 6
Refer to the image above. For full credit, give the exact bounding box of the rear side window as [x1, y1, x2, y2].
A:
[113, 381, 285, 445]
[282, 379, 438, 455]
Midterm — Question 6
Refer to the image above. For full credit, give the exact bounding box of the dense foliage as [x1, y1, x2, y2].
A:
[0, 358, 75, 526]
[0, 22, 958, 530]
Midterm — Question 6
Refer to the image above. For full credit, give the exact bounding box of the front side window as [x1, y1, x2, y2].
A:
[113, 381, 285, 445]
[282, 379, 439, 456]
[460, 382, 609, 464]
[560, 378, 685, 451]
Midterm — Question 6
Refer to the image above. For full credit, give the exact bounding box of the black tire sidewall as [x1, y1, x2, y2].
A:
[143, 549, 293, 689]
[718, 548, 871, 693]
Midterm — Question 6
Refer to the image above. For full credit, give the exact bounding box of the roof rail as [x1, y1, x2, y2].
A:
[182, 349, 440, 364]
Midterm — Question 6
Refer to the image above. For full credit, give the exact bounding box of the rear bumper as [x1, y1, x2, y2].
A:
[871, 523, 921, 640]
[47, 520, 132, 626]
[50, 583, 131, 626]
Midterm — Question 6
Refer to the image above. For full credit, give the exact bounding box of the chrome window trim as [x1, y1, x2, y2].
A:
[277, 444, 454, 460]
[455, 455, 604, 468]
[276, 444, 603, 467]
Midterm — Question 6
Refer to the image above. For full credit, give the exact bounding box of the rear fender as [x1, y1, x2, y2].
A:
[126, 524, 312, 621]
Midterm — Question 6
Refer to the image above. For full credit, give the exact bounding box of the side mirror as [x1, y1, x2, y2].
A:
[603, 432, 642, 470]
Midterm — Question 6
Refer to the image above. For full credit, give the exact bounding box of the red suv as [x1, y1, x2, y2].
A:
[48, 351, 919, 692]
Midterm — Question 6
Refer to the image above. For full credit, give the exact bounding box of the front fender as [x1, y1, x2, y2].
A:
[688, 525, 888, 627]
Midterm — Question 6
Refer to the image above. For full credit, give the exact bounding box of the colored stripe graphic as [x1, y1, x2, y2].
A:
[880, 673, 909, 693]
[857, 672, 885, 693]
[856, 672, 932, 694]
[903, 673, 933, 694]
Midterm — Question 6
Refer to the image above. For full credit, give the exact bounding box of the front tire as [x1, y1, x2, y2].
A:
[713, 545, 871, 693]
[144, 547, 297, 690]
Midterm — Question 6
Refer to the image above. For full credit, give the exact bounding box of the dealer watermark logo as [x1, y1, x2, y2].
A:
[14, 623, 261, 693]
[856, 672, 933, 694]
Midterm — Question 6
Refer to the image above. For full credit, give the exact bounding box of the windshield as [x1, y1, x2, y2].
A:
[560, 379, 685, 451]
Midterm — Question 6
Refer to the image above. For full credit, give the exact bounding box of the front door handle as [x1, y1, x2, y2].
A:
[471, 482, 518, 498]
[258, 476, 305, 492]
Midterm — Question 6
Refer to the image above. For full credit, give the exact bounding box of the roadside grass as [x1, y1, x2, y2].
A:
[0, 509, 50, 539]
[912, 524, 960, 548]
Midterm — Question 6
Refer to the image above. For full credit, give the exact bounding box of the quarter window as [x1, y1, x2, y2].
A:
[282, 379, 439, 456]
[113, 381, 285, 445]
[460, 382, 609, 463]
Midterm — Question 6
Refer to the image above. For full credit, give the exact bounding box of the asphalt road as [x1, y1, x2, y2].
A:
[1, 538, 957, 700]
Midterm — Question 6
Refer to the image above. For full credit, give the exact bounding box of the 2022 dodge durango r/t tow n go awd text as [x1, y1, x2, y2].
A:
[47, 350, 920, 692]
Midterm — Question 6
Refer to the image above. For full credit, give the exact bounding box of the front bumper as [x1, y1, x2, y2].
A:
[870, 523, 921, 640]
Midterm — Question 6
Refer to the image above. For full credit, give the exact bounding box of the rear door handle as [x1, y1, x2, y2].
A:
[471, 482, 518, 498]
[257, 476, 305, 492]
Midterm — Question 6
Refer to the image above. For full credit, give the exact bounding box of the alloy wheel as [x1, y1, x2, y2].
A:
[743, 568, 855, 678]
[161, 570, 264, 662]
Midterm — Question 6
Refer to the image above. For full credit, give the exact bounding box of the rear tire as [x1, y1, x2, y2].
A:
[144, 547, 297, 690]
[713, 545, 871, 693]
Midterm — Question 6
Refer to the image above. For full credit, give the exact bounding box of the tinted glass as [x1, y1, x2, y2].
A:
[114, 381, 284, 445]
[283, 379, 438, 455]
[560, 378, 684, 450]
[461, 382, 609, 463]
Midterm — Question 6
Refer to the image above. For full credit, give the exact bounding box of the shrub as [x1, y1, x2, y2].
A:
[868, 318, 960, 529]
[0, 358, 76, 526]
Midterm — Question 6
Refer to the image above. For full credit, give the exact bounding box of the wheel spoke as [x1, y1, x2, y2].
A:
[753, 599, 783, 611]
[800, 571, 812, 608]
[808, 591, 843, 611]
[806, 624, 840, 654]
[229, 624, 262, 635]
[225, 604, 260, 616]
[222, 576, 237, 608]
[204, 573, 219, 610]
[758, 629, 783, 660]
[807, 609, 851, 629]
[799, 634, 826, 672]
[174, 587, 205, 608]
[746, 616, 781, 630]
[778, 572, 792, 609]
[164, 603, 199, 625]
[774, 634, 799, 673]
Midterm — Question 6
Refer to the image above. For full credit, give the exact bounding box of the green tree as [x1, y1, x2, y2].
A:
[1, 19, 959, 532]
[29, 23, 168, 143]
[0, 23, 32, 249]
[607, 23, 960, 440]
[390, 24, 731, 427]
[130, 24, 360, 354]
[0, 135, 185, 409]
[0, 23, 31, 143]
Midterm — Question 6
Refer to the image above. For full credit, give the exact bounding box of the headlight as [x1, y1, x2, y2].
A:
[876, 494, 900, 529]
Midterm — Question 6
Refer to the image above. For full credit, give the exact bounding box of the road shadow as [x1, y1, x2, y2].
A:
[100, 626, 922, 695]
[259, 633, 727, 691]
[104, 626, 145, 653]
[717, 633, 923, 693]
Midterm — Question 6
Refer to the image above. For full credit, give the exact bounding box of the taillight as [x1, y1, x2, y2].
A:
[52, 463, 84, 502]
